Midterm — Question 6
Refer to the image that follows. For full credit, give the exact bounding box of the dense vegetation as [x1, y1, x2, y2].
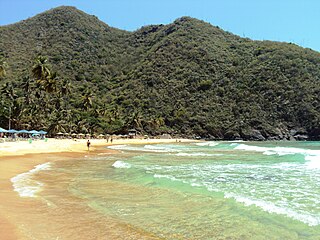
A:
[0, 6, 319, 140]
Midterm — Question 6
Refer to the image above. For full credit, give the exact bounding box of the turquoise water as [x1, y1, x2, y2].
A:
[26, 141, 320, 239]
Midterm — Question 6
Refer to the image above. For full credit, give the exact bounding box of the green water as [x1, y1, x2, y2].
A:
[36, 141, 320, 239]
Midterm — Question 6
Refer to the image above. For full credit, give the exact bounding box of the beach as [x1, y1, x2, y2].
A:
[1, 139, 319, 239]
[0, 137, 195, 240]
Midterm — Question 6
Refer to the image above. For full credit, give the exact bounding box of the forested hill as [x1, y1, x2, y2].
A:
[0, 6, 319, 140]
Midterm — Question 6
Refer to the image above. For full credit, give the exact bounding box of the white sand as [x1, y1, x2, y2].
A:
[0, 138, 197, 157]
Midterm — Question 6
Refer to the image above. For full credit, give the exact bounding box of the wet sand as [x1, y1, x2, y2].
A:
[0, 138, 196, 239]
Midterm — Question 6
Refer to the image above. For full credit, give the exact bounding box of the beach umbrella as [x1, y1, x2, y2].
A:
[18, 130, 30, 134]
[78, 133, 85, 136]
[7, 129, 18, 133]
[98, 134, 104, 136]
[38, 130, 47, 134]
[57, 132, 64, 135]
[29, 130, 39, 134]
[0, 127, 8, 133]
[71, 133, 77, 136]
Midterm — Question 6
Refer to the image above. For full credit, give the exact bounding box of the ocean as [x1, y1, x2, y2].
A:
[11, 141, 320, 239]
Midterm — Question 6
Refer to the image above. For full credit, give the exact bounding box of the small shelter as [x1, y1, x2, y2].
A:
[128, 129, 137, 138]
[98, 134, 104, 139]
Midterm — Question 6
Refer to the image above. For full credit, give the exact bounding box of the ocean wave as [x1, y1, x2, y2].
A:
[234, 144, 320, 156]
[195, 142, 220, 147]
[305, 155, 320, 169]
[108, 144, 180, 153]
[153, 174, 180, 182]
[224, 193, 320, 226]
[108, 145, 128, 150]
[175, 152, 223, 157]
[11, 162, 51, 198]
[144, 145, 179, 152]
[112, 160, 131, 169]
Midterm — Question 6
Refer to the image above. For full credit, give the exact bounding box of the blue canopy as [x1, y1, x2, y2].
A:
[18, 130, 30, 134]
[7, 129, 18, 133]
[38, 130, 47, 134]
[0, 127, 8, 133]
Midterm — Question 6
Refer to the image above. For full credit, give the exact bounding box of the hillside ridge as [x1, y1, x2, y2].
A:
[0, 6, 319, 140]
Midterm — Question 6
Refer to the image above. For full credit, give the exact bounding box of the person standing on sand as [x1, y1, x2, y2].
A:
[87, 140, 91, 151]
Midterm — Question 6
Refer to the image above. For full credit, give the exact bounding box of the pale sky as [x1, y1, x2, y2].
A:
[0, 0, 319, 51]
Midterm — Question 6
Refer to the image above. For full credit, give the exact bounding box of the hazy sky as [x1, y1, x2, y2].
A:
[0, 0, 319, 51]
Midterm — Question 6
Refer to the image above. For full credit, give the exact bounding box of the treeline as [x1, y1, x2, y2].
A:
[0, 6, 319, 139]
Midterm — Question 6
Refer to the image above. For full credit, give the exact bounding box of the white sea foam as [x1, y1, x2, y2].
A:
[144, 145, 178, 152]
[11, 162, 51, 198]
[108, 144, 180, 153]
[112, 160, 131, 169]
[234, 144, 320, 156]
[154, 174, 180, 182]
[108, 145, 128, 150]
[195, 142, 220, 147]
[305, 155, 320, 169]
[175, 152, 223, 157]
[224, 193, 320, 226]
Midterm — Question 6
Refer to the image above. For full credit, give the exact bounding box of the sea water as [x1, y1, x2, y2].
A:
[12, 141, 320, 239]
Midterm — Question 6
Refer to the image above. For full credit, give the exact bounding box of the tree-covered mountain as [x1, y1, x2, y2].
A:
[0, 6, 319, 140]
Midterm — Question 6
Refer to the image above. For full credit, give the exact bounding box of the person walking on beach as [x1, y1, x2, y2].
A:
[87, 140, 91, 151]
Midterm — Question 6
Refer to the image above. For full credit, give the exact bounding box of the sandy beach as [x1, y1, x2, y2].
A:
[0, 137, 197, 239]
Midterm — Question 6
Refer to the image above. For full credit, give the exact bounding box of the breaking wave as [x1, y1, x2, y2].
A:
[11, 162, 51, 198]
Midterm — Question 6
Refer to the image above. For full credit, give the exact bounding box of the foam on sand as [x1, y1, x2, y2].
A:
[112, 160, 131, 169]
[11, 162, 51, 198]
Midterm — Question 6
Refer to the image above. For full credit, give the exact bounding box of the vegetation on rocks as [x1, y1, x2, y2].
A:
[0, 6, 319, 139]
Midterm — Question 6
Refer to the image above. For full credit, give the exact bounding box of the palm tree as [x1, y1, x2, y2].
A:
[32, 56, 50, 82]
[127, 111, 144, 130]
[81, 90, 93, 111]
[20, 74, 33, 104]
[1, 83, 17, 129]
[41, 71, 59, 93]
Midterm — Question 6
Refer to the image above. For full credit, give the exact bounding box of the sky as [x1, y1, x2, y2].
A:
[0, 0, 319, 52]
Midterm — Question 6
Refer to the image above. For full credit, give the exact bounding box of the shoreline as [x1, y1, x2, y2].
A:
[0, 138, 198, 239]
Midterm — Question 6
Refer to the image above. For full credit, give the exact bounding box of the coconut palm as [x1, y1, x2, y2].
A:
[81, 90, 93, 111]
[41, 71, 59, 93]
[20, 74, 33, 104]
[32, 56, 50, 81]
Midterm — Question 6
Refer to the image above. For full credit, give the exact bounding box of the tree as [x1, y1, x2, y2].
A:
[41, 71, 59, 93]
[81, 90, 93, 111]
[32, 56, 51, 82]
[0, 56, 7, 79]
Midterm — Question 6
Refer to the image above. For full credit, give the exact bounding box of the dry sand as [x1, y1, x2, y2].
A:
[0, 137, 197, 239]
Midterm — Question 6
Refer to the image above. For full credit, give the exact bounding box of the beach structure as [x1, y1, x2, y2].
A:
[98, 134, 105, 139]
[0, 127, 8, 133]
[128, 129, 137, 138]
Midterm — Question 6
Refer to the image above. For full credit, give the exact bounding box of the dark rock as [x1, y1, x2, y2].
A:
[241, 129, 265, 141]
[294, 135, 309, 141]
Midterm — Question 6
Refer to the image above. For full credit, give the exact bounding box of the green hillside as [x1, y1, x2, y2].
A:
[0, 6, 319, 140]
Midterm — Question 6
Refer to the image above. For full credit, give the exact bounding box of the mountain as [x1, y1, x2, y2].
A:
[0, 6, 319, 140]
